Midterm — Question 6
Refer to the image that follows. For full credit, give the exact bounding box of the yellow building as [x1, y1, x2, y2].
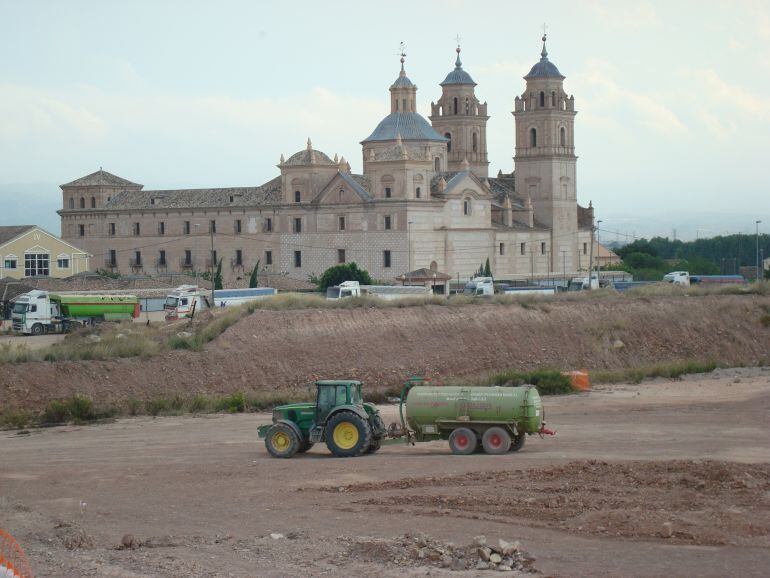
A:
[0, 225, 90, 280]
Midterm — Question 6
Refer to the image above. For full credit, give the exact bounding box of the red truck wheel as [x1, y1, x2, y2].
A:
[482, 427, 511, 455]
[448, 427, 477, 455]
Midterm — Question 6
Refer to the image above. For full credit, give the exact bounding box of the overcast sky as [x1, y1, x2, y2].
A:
[1, 0, 768, 240]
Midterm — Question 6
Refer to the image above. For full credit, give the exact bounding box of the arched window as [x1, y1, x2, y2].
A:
[444, 132, 452, 153]
[416, 186, 421, 199]
[530, 128, 537, 147]
[294, 190, 301, 203]
[453, 97, 458, 115]
[463, 199, 471, 215]
[465, 97, 469, 114]
[434, 157, 441, 172]
[472, 132, 478, 153]
[79, 197, 85, 209]
[551, 91, 556, 107]
[68, 198, 74, 209]
[90, 196, 96, 208]
[560, 127, 567, 147]
[539, 92, 545, 107]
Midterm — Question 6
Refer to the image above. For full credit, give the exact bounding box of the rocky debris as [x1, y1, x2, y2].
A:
[120, 534, 141, 549]
[339, 533, 535, 572]
[54, 521, 94, 550]
[660, 522, 673, 538]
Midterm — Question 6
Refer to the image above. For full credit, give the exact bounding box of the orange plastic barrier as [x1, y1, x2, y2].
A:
[0, 529, 33, 578]
[562, 369, 590, 391]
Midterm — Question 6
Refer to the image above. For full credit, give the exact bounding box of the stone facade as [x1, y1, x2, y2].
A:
[59, 37, 594, 284]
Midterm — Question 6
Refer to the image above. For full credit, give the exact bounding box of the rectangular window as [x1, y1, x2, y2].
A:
[109, 250, 117, 267]
[265, 217, 273, 232]
[294, 250, 302, 268]
[338, 249, 346, 264]
[384, 215, 391, 230]
[235, 249, 243, 266]
[293, 217, 302, 233]
[209, 220, 216, 234]
[184, 250, 192, 266]
[158, 250, 166, 266]
[385, 187, 392, 198]
[78, 224, 85, 237]
[499, 243, 505, 255]
[25, 253, 50, 276]
[158, 221, 165, 235]
[133, 222, 140, 236]
[383, 250, 391, 268]
[184, 221, 191, 235]
[416, 186, 421, 199]
[235, 219, 242, 234]
[134, 251, 142, 266]
[265, 250, 272, 265]
[339, 216, 345, 231]
[3, 259, 17, 269]
[541, 242, 546, 255]
[57, 257, 70, 268]
[583, 242, 588, 255]
[520, 242, 526, 255]
[294, 190, 301, 203]
[109, 222, 116, 236]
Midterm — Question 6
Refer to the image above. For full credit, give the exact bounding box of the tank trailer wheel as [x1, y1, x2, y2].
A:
[265, 423, 300, 458]
[325, 411, 372, 457]
[509, 433, 526, 452]
[448, 427, 477, 455]
[31, 323, 44, 336]
[297, 440, 314, 453]
[482, 427, 512, 455]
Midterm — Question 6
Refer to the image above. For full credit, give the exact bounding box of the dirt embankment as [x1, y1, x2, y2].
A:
[2, 294, 769, 411]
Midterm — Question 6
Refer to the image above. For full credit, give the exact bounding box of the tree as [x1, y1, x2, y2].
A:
[248, 259, 260, 288]
[316, 262, 372, 291]
[213, 259, 223, 290]
[484, 257, 492, 277]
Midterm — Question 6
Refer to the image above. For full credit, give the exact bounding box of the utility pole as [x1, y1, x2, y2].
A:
[757, 220, 762, 282]
[588, 222, 595, 286]
[596, 220, 603, 278]
[210, 223, 216, 307]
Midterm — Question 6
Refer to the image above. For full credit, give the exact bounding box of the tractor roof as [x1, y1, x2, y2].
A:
[315, 380, 362, 387]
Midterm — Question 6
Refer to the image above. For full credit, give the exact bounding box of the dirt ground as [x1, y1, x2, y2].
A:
[1, 367, 769, 577]
[2, 293, 769, 411]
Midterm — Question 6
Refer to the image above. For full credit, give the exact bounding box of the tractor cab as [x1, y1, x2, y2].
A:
[259, 379, 386, 459]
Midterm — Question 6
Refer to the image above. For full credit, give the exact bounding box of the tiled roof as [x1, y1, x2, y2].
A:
[525, 37, 564, 80]
[0, 225, 35, 246]
[440, 52, 476, 86]
[61, 169, 141, 188]
[104, 177, 282, 210]
[391, 70, 415, 88]
[0, 280, 34, 304]
[339, 173, 373, 201]
[487, 176, 524, 207]
[362, 112, 447, 143]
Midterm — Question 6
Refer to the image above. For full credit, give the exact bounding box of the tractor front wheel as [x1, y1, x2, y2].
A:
[265, 423, 300, 458]
[325, 411, 372, 458]
[509, 433, 526, 452]
[448, 427, 477, 455]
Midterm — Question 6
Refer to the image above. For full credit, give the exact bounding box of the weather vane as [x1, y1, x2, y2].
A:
[397, 41, 406, 63]
[542, 22, 548, 40]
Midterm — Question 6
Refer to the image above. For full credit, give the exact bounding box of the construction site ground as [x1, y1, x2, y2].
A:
[1, 367, 769, 577]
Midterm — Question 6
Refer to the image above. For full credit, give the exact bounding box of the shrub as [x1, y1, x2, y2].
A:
[215, 392, 247, 413]
[42, 400, 70, 424]
[145, 398, 169, 416]
[761, 314, 770, 327]
[1, 410, 33, 429]
[68, 395, 95, 422]
[189, 394, 209, 413]
[127, 397, 142, 416]
[316, 262, 373, 290]
[482, 369, 573, 395]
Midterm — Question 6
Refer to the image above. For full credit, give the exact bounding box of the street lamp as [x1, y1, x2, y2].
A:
[596, 220, 603, 277]
[757, 220, 763, 282]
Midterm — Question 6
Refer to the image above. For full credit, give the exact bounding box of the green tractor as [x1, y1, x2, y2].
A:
[258, 380, 386, 458]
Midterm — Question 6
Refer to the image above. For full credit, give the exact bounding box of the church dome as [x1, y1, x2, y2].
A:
[283, 141, 335, 166]
[391, 72, 415, 88]
[440, 47, 476, 86]
[362, 112, 446, 143]
[525, 35, 565, 80]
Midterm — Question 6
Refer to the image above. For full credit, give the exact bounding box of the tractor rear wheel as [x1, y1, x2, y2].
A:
[325, 411, 372, 457]
[265, 423, 300, 458]
[509, 433, 526, 452]
[482, 427, 511, 455]
[448, 427, 477, 455]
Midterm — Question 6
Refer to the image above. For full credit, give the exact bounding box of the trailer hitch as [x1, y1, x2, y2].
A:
[538, 425, 556, 436]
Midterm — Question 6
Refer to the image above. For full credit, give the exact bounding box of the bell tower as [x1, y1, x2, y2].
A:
[430, 44, 489, 177]
[513, 33, 578, 272]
